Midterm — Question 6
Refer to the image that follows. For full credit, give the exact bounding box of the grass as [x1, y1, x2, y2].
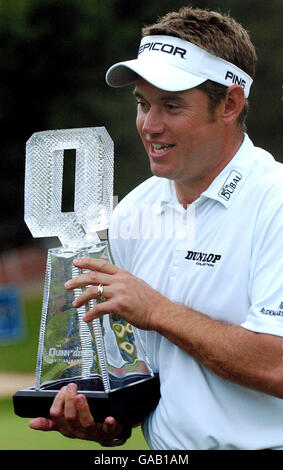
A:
[0, 294, 41, 372]
[0, 292, 149, 451]
[0, 397, 148, 450]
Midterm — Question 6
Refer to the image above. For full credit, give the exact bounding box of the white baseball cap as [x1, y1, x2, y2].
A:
[106, 35, 253, 98]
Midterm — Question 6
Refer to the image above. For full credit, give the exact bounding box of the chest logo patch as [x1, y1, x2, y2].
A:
[185, 250, 221, 267]
[218, 170, 242, 201]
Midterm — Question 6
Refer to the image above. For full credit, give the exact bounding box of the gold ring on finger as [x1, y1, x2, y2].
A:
[97, 284, 104, 300]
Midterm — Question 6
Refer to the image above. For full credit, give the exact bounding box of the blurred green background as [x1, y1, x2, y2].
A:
[0, 0, 282, 451]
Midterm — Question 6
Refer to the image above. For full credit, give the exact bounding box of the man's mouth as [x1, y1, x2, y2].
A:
[151, 143, 175, 154]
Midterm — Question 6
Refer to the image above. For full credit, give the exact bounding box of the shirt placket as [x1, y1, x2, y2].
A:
[166, 204, 194, 300]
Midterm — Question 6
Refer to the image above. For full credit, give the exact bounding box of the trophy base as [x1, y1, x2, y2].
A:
[13, 373, 160, 426]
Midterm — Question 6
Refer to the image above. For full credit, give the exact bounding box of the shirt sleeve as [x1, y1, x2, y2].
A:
[241, 185, 283, 337]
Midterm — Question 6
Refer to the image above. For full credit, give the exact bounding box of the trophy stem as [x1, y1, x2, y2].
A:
[72, 266, 94, 379]
[133, 328, 154, 377]
[35, 252, 52, 390]
[87, 283, 111, 393]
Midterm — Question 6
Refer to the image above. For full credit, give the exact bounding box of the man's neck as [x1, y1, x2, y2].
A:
[174, 132, 244, 207]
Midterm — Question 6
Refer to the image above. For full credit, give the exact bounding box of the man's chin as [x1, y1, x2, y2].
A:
[150, 166, 176, 181]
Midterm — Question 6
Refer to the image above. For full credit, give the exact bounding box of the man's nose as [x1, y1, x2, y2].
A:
[142, 108, 165, 135]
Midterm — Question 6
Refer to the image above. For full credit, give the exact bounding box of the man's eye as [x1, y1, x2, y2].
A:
[166, 104, 178, 111]
[137, 100, 145, 106]
[136, 100, 149, 111]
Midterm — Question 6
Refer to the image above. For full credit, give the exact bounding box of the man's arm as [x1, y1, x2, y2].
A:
[66, 257, 283, 399]
[152, 302, 283, 397]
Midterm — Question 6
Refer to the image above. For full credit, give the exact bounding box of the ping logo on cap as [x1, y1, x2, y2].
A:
[225, 71, 246, 89]
[138, 41, 187, 59]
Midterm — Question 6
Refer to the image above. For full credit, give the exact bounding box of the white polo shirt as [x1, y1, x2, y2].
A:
[109, 134, 283, 450]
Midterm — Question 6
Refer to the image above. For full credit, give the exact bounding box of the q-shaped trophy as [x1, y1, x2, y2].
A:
[13, 128, 160, 426]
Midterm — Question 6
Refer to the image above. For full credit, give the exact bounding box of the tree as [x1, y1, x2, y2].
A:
[0, 0, 281, 251]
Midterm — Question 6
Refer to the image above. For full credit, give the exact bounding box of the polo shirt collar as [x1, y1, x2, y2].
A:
[155, 134, 256, 213]
[200, 134, 256, 208]
[153, 179, 180, 215]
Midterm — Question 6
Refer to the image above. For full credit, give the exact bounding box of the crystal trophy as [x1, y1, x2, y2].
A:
[13, 128, 160, 425]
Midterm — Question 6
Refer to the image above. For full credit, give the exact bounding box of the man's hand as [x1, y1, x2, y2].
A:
[29, 383, 124, 445]
[64, 257, 168, 330]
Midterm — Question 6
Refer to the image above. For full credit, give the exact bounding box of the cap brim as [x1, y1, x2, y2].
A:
[106, 57, 207, 92]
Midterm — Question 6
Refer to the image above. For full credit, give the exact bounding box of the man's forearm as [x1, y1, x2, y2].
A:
[152, 301, 283, 397]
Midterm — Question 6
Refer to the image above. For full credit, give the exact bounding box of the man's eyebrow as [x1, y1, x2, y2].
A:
[133, 88, 187, 103]
[160, 94, 187, 104]
[133, 88, 143, 98]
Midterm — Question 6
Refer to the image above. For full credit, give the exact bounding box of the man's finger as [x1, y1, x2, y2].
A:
[76, 394, 96, 429]
[65, 272, 111, 291]
[73, 257, 119, 275]
[29, 417, 56, 431]
[50, 385, 67, 419]
[72, 285, 111, 309]
[83, 299, 117, 322]
[64, 383, 78, 420]
[103, 415, 122, 435]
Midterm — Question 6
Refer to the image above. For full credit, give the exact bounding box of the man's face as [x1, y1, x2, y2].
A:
[135, 78, 229, 192]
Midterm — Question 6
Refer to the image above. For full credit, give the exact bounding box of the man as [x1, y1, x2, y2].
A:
[30, 7, 283, 449]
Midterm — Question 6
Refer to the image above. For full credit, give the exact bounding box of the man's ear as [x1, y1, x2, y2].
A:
[222, 85, 245, 125]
